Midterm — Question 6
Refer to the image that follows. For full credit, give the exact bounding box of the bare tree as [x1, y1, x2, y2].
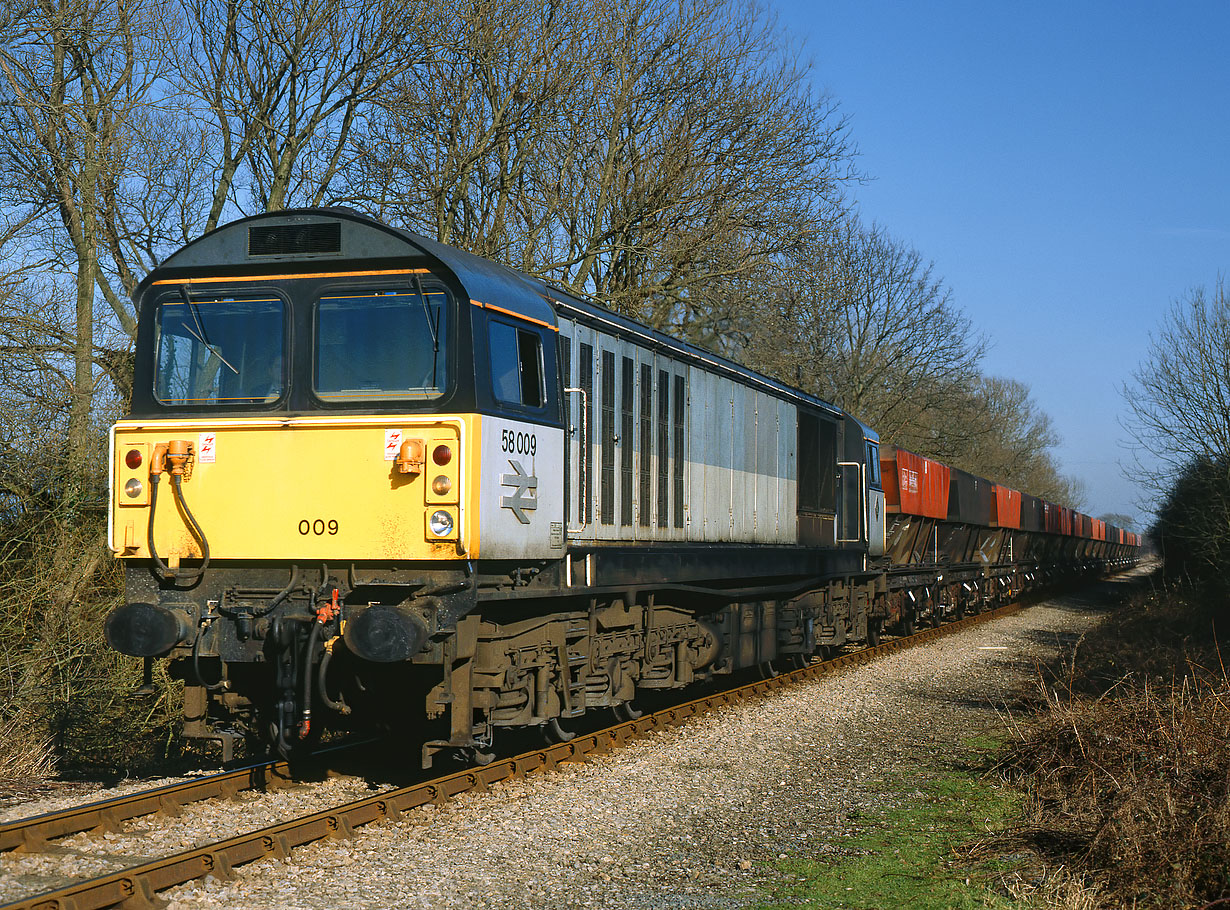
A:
[937, 375, 1085, 506]
[176, 0, 441, 228]
[356, 0, 856, 348]
[0, 0, 172, 485]
[1097, 512, 1136, 530]
[744, 218, 983, 451]
[1122, 279, 1230, 585]
[547, 0, 854, 340]
[347, 0, 588, 262]
[1123, 279, 1230, 485]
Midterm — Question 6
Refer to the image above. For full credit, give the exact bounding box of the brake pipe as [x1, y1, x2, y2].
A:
[299, 589, 342, 739]
[146, 441, 210, 585]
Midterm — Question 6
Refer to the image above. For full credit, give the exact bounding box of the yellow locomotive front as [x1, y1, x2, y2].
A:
[110, 416, 469, 565]
[105, 210, 565, 758]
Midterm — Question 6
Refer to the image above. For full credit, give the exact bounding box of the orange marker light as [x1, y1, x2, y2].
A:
[396, 438, 425, 475]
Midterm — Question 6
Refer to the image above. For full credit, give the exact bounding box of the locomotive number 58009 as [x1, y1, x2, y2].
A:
[501, 429, 537, 457]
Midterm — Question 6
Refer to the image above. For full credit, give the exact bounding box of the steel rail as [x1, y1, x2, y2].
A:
[0, 736, 371, 855]
[1, 600, 1022, 910]
[0, 764, 293, 855]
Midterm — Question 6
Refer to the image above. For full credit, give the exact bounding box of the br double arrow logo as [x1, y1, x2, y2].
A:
[500, 460, 537, 524]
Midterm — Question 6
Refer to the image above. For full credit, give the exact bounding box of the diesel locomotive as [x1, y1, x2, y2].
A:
[103, 209, 1140, 764]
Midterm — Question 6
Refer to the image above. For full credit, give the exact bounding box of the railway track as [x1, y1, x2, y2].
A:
[0, 600, 1022, 910]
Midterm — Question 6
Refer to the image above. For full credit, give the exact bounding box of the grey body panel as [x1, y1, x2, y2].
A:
[559, 317, 797, 547]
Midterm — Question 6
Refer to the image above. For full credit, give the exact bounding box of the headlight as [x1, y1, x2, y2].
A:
[429, 510, 454, 537]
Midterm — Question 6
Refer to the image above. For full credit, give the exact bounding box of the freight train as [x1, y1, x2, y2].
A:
[103, 209, 1140, 764]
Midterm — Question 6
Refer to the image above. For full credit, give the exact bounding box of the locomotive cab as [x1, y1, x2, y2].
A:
[836, 415, 885, 558]
[105, 210, 566, 756]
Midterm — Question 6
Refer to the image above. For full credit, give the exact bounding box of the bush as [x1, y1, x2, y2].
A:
[997, 581, 1230, 909]
[1152, 456, 1230, 597]
[0, 509, 187, 780]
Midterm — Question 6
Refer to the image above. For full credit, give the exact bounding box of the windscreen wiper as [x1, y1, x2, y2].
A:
[180, 285, 239, 375]
[412, 274, 441, 387]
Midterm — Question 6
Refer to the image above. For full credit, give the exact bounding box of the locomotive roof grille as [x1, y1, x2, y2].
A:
[248, 222, 341, 257]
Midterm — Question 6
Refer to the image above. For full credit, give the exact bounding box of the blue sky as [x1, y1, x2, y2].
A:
[772, 1, 1230, 528]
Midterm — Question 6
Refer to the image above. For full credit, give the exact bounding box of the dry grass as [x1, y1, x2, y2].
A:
[0, 512, 188, 781]
[991, 579, 1230, 909]
[0, 713, 56, 779]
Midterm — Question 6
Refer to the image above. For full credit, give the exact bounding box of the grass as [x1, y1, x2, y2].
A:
[753, 741, 1026, 910]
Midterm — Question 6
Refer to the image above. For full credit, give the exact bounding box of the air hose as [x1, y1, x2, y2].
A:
[191, 615, 226, 691]
[299, 589, 343, 738]
[147, 471, 211, 585]
[316, 646, 351, 715]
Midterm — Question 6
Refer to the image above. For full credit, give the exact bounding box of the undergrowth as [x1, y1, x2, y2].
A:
[992, 572, 1230, 909]
[0, 512, 189, 783]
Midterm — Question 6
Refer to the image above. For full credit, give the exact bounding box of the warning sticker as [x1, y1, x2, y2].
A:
[384, 429, 402, 461]
[198, 432, 217, 464]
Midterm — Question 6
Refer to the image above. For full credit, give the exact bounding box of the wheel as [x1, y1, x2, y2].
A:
[758, 660, 782, 679]
[866, 618, 882, 647]
[467, 747, 496, 766]
[613, 700, 643, 722]
[544, 717, 576, 743]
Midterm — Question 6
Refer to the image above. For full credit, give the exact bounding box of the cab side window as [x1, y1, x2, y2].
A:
[866, 442, 881, 487]
[490, 321, 544, 408]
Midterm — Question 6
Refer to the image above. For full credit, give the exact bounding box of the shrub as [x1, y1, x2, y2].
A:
[997, 582, 1230, 909]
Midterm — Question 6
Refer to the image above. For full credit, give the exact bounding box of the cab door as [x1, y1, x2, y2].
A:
[866, 441, 885, 557]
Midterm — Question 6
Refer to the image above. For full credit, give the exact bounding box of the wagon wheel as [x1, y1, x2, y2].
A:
[866, 618, 883, 647]
[467, 746, 496, 766]
[613, 700, 643, 722]
[758, 660, 783, 679]
[543, 717, 576, 743]
[788, 652, 814, 670]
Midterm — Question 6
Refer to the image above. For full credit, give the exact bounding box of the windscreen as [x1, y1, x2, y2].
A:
[154, 293, 284, 405]
[315, 286, 449, 401]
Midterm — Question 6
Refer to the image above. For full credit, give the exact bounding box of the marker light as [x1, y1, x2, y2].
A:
[429, 510, 454, 537]
[431, 475, 452, 495]
[124, 478, 144, 498]
[125, 449, 143, 469]
[432, 444, 452, 466]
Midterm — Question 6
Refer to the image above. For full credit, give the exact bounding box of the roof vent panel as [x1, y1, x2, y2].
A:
[248, 222, 341, 257]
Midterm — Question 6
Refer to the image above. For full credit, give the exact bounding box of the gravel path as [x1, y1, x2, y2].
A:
[1, 574, 1139, 910]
